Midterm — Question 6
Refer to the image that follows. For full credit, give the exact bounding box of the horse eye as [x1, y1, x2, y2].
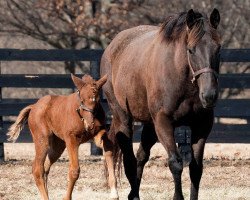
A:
[188, 48, 195, 54]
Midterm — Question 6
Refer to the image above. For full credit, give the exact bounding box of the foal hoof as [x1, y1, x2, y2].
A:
[110, 189, 119, 200]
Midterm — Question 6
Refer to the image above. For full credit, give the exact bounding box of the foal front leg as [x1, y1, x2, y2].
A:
[64, 137, 80, 200]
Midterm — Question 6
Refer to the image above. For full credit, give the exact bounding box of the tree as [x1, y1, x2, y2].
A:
[0, 0, 248, 75]
[0, 0, 145, 73]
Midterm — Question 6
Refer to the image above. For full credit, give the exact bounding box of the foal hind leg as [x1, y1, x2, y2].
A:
[44, 135, 66, 191]
[32, 131, 50, 200]
[136, 124, 157, 190]
[94, 130, 119, 200]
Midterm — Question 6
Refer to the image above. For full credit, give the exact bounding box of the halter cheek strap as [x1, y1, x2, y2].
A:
[76, 90, 95, 114]
[76, 90, 95, 130]
[187, 50, 218, 83]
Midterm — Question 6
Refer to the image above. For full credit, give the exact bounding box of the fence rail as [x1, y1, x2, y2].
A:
[0, 48, 249, 161]
[0, 49, 250, 62]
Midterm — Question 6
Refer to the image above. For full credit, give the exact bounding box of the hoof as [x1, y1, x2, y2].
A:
[110, 188, 119, 200]
[128, 192, 140, 200]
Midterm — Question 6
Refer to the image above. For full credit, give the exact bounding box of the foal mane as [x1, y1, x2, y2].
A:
[160, 11, 220, 47]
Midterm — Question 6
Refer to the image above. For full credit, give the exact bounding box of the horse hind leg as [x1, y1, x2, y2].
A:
[104, 80, 139, 200]
[111, 111, 138, 199]
[136, 124, 157, 190]
[115, 122, 141, 200]
[44, 135, 66, 191]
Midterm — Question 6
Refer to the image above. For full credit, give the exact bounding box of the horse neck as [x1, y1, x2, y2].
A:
[159, 40, 199, 97]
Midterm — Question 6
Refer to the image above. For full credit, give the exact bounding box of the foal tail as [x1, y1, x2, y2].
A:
[7, 105, 33, 142]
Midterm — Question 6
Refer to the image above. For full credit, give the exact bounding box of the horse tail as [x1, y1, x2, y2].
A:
[7, 105, 33, 142]
[108, 123, 123, 180]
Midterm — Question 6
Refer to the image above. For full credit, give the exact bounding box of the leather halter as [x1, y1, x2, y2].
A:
[76, 90, 95, 130]
[187, 50, 218, 83]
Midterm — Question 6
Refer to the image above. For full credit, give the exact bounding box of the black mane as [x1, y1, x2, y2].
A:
[160, 11, 204, 43]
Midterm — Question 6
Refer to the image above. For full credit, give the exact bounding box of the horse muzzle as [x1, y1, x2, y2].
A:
[200, 89, 218, 109]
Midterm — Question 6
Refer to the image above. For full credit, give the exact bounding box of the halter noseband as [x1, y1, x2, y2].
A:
[76, 90, 95, 130]
[76, 90, 95, 114]
[187, 50, 218, 83]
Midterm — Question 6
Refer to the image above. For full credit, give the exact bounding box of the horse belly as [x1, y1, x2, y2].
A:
[114, 80, 151, 122]
[130, 103, 151, 122]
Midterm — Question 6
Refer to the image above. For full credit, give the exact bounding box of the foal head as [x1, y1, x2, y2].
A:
[71, 74, 107, 131]
[186, 9, 221, 108]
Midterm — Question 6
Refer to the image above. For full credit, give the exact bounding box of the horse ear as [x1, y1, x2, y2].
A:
[71, 73, 84, 90]
[186, 9, 196, 29]
[210, 8, 220, 29]
[96, 74, 108, 89]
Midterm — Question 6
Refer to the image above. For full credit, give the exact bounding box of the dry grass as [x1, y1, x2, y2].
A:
[0, 155, 249, 200]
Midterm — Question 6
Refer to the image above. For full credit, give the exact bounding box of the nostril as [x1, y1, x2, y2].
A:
[204, 92, 217, 103]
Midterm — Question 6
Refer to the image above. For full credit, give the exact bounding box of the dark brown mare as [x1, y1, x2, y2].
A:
[100, 9, 221, 200]
[7, 74, 119, 200]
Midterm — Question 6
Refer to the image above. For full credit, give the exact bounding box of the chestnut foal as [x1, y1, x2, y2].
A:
[7, 74, 119, 200]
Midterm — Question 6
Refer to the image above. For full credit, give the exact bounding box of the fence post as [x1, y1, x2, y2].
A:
[90, 60, 103, 156]
[0, 61, 4, 162]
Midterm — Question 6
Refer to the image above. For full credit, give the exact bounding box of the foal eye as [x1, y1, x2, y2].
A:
[90, 97, 96, 102]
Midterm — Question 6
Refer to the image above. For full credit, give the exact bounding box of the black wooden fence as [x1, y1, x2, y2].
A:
[0, 48, 249, 161]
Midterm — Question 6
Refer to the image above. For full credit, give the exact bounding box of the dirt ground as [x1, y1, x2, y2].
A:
[0, 144, 249, 200]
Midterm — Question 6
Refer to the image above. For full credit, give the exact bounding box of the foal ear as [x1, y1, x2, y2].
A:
[71, 73, 84, 90]
[96, 74, 108, 89]
[186, 9, 196, 29]
[210, 8, 220, 29]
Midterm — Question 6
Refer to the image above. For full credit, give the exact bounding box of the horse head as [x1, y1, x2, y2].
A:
[186, 9, 221, 108]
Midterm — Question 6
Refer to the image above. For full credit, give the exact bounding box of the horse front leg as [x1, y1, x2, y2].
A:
[189, 115, 212, 200]
[189, 137, 207, 200]
[154, 111, 184, 200]
[63, 137, 80, 200]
